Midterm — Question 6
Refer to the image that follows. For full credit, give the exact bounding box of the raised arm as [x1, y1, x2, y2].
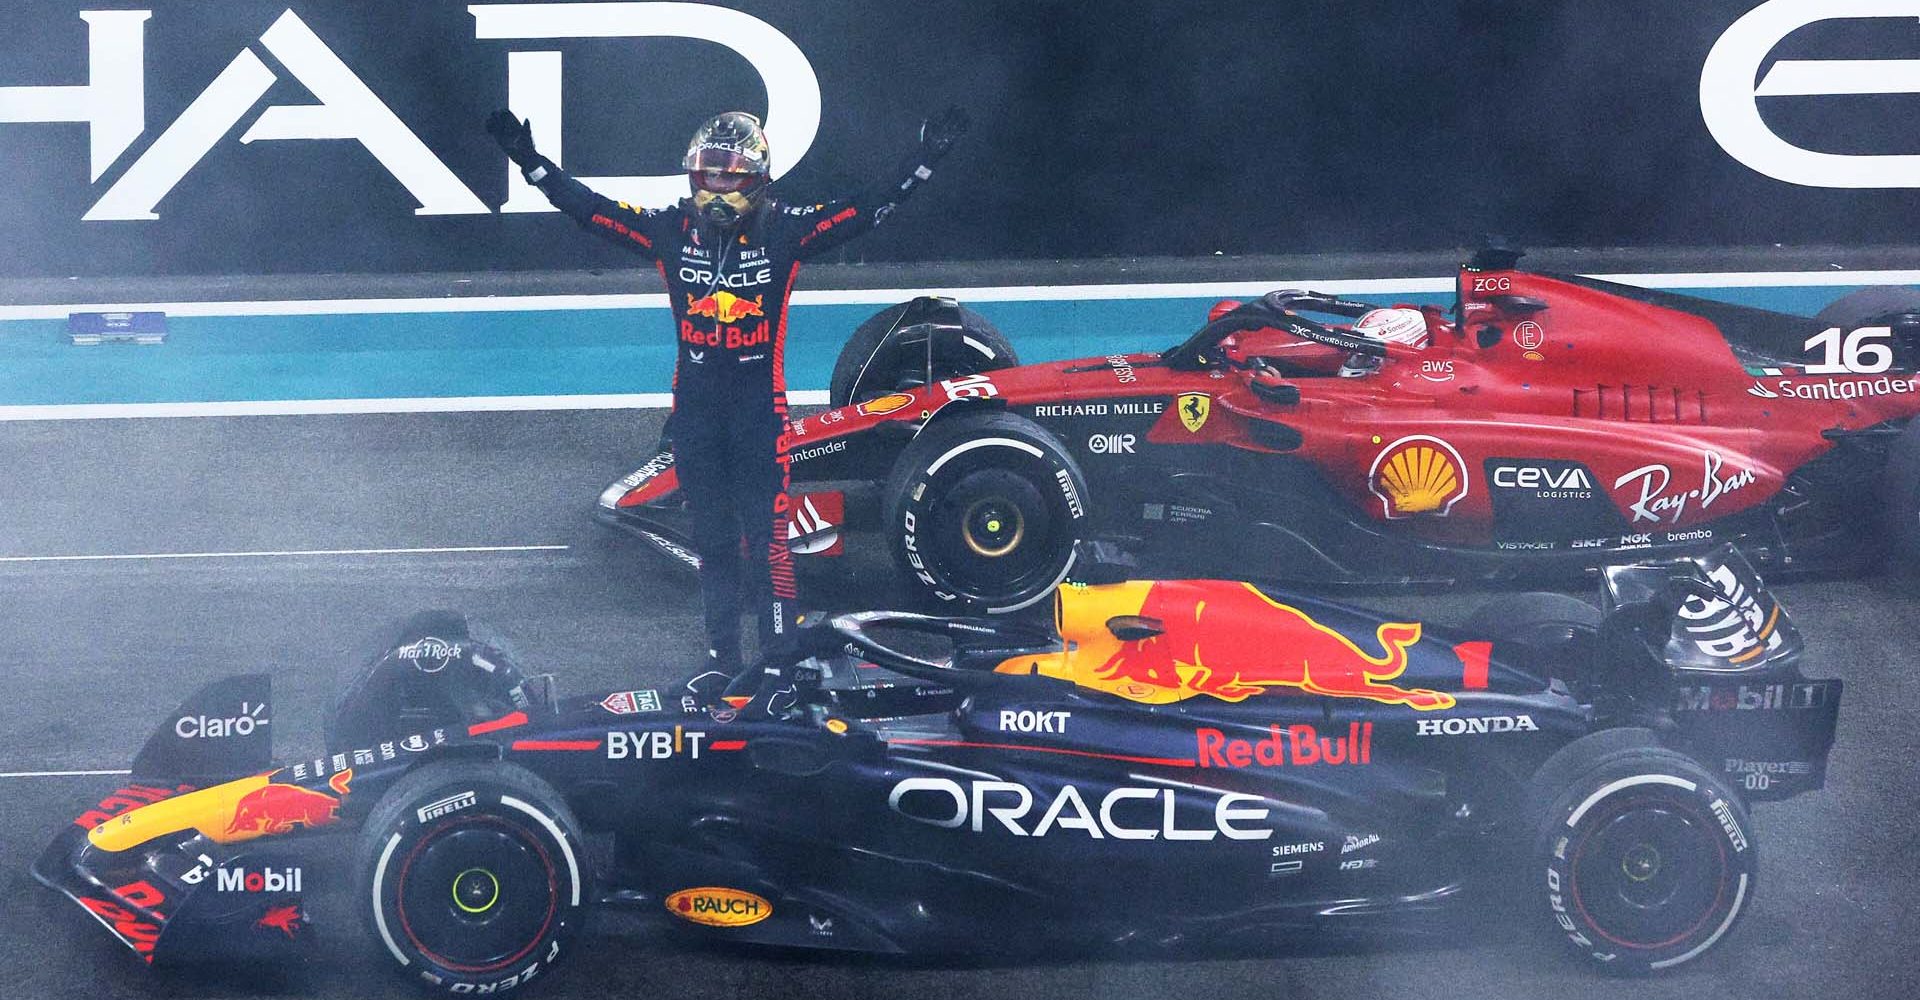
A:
[487, 110, 669, 260]
[783, 106, 969, 259]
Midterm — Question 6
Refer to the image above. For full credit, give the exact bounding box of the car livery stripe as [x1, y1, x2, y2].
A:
[708, 740, 748, 752]
[510, 739, 602, 752]
[468, 711, 529, 736]
[887, 738, 1196, 769]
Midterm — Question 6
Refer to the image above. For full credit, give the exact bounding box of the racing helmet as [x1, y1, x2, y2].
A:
[684, 111, 771, 225]
[1339, 307, 1430, 377]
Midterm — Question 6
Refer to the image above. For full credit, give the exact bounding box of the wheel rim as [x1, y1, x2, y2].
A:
[961, 498, 1026, 557]
[1567, 795, 1730, 950]
[396, 815, 558, 973]
[925, 463, 1069, 601]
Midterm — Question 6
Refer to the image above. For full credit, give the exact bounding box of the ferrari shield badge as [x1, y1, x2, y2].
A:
[1176, 392, 1211, 433]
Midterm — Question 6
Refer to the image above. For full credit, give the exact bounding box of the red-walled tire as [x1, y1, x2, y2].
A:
[355, 761, 589, 995]
[1531, 732, 1756, 974]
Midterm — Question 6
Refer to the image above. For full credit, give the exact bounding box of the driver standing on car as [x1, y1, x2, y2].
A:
[487, 106, 969, 702]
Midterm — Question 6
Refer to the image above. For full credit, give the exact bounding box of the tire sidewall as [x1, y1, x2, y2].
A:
[888, 414, 1088, 613]
[358, 762, 587, 995]
[1537, 750, 1756, 974]
[830, 300, 1016, 408]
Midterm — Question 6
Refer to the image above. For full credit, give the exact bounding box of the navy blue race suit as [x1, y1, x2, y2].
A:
[518, 145, 947, 672]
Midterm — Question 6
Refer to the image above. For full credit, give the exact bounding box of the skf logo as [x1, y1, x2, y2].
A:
[666, 887, 772, 927]
[685, 291, 766, 323]
[1702, 0, 1920, 188]
[1176, 392, 1211, 433]
[0, 5, 822, 219]
[1368, 435, 1468, 519]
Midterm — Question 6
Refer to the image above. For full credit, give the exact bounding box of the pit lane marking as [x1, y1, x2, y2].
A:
[0, 393, 821, 421]
[0, 544, 570, 564]
[0, 769, 132, 778]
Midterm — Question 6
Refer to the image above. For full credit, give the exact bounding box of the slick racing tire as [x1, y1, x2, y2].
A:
[885, 411, 1088, 614]
[1460, 592, 1601, 650]
[1530, 730, 1756, 974]
[1880, 419, 1920, 576]
[356, 761, 589, 995]
[830, 299, 1017, 407]
[1813, 285, 1920, 332]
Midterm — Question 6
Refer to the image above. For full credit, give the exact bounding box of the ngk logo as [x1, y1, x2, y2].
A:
[217, 865, 303, 893]
[0, 4, 822, 219]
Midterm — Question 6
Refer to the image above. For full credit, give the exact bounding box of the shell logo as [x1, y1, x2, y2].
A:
[1368, 435, 1469, 519]
[856, 393, 915, 417]
[665, 887, 773, 928]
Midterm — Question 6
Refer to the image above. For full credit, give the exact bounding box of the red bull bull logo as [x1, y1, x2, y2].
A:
[256, 904, 304, 939]
[224, 769, 351, 839]
[999, 580, 1456, 710]
[685, 291, 765, 324]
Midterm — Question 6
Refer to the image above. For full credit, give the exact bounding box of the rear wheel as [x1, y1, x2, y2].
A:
[1531, 731, 1755, 974]
[884, 411, 1088, 613]
[356, 761, 588, 995]
[830, 298, 1016, 408]
[1882, 420, 1920, 575]
[1460, 592, 1601, 652]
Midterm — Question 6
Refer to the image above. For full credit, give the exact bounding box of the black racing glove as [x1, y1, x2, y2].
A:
[486, 110, 542, 173]
[918, 105, 969, 163]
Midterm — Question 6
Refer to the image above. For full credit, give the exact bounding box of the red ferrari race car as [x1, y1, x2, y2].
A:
[598, 247, 1920, 612]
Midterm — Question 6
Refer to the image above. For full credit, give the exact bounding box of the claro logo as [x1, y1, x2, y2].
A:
[1702, 0, 1920, 188]
[0, 4, 822, 219]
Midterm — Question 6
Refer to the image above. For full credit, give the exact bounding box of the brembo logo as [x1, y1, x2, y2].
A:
[0, 4, 823, 219]
[1702, 0, 1920, 188]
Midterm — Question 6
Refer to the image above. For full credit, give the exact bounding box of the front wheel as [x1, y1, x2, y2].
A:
[884, 411, 1089, 613]
[355, 761, 589, 995]
[1532, 732, 1756, 974]
[830, 298, 1017, 408]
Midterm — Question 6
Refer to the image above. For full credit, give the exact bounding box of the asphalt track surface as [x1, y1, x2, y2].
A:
[1, 408, 1915, 1000]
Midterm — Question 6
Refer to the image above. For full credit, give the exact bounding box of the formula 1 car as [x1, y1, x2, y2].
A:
[36, 544, 1839, 988]
[597, 247, 1920, 612]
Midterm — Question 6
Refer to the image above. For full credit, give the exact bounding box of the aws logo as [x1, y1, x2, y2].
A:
[1702, 0, 1920, 188]
[1369, 435, 1468, 519]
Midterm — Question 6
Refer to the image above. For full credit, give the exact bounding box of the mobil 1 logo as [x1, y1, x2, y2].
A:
[1485, 457, 1622, 547]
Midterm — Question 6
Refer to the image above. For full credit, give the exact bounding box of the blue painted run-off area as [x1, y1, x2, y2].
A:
[0, 284, 1893, 406]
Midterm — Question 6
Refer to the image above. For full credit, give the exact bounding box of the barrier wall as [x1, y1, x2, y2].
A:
[1, 0, 1916, 280]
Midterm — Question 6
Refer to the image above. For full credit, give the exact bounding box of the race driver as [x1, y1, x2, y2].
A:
[487, 106, 969, 700]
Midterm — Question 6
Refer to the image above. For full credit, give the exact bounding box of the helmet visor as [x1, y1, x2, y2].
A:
[689, 167, 765, 195]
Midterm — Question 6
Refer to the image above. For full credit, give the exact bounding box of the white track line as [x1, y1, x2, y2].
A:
[0, 544, 570, 564]
[0, 269, 1913, 321]
[0, 769, 131, 778]
[0, 390, 830, 422]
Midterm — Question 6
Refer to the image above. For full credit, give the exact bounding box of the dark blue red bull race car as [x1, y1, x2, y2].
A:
[36, 545, 1838, 990]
